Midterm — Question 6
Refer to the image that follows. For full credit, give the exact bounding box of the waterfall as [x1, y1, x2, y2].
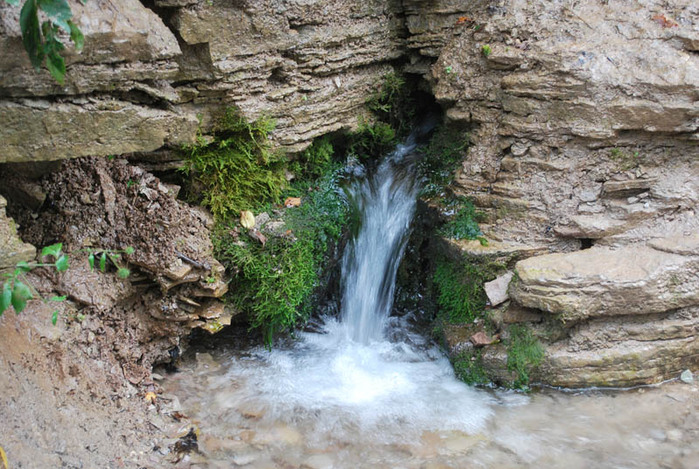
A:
[340, 141, 420, 343]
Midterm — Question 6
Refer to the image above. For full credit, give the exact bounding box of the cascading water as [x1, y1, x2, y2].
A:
[340, 141, 420, 343]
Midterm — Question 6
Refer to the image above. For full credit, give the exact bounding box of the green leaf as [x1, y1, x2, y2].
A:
[117, 268, 130, 279]
[11, 281, 33, 314]
[0, 283, 12, 316]
[67, 20, 83, 50]
[20, 0, 43, 69]
[88, 253, 95, 270]
[37, 0, 72, 32]
[49, 295, 67, 302]
[4, 0, 21, 6]
[51, 310, 58, 325]
[41, 243, 63, 259]
[124, 246, 135, 255]
[16, 261, 32, 273]
[99, 252, 106, 272]
[54, 254, 69, 272]
[46, 49, 66, 84]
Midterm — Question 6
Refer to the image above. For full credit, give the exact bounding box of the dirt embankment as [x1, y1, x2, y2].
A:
[0, 157, 230, 467]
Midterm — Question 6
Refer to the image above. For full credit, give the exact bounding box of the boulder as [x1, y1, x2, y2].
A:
[511, 235, 699, 322]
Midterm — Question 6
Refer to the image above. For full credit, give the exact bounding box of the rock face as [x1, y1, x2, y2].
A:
[0, 0, 406, 162]
[430, 0, 698, 386]
[512, 236, 699, 323]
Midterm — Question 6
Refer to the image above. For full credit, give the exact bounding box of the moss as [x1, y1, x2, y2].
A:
[214, 162, 349, 346]
[453, 349, 490, 386]
[506, 324, 545, 390]
[347, 118, 397, 159]
[181, 107, 287, 221]
[433, 256, 487, 325]
[417, 125, 469, 197]
[292, 135, 335, 181]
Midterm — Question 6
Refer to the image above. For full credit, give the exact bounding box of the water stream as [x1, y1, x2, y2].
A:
[161, 139, 698, 468]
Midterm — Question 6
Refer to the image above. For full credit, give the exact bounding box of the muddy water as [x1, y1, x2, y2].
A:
[163, 342, 698, 469]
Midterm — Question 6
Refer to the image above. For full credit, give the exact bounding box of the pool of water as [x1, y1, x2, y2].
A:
[161, 322, 698, 469]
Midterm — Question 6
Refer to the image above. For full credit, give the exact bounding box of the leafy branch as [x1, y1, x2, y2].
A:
[1, 243, 69, 325]
[3, 0, 85, 84]
[1, 244, 135, 326]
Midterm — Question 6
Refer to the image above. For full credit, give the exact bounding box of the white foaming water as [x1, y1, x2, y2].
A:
[205, 140, 493, 446]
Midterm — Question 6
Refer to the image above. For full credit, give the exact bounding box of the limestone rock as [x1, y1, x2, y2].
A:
[0, 100, 198, 163]
[511, 235, 699, 322]
[484, 271, 514, 307]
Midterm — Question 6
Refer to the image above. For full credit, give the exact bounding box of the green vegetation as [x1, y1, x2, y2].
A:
[1, 243, 136, 325]
[214, 167, 348, 346]
[608, 147, 641, 171]
[1, 243, 68, 321]
[453, 349, 490, 386]
[182, 108, 287, 220]
[417, 125, 469, 197]
[438, 197, 487, 245]
[366, 71, 414, 137]
[432, 256, 486, 325]
[506, 324, 545, 390]
[347, 118, 397, 160]
[481, 44, 492, 58]
[5, 0, 85, 84]
[86, 246, 135, 279]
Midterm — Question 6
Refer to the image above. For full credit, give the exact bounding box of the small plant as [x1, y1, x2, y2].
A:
[347, 118, 397, 159]
[608, 147, 641, 171]
[453, 349, 490, 386]
[506, 325, 545, 390]
[417, 125, 469, 197]
[1, 243, 69, 324]
[481, 44, 492, 58]
[433, 257, 486, 324]
[4, 0, 85, 84]
[366, 71, 414, 136]
[86, 246, 134, 279]
[439, 198, 487, 244]
[182, 107, 287, 221]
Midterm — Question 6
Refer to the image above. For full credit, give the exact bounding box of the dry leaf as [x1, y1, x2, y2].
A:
[249, 229, 267, 246]
[240, 210, 255, 229]
[284, 197, 301, 208]
[145, 391, 157, 404]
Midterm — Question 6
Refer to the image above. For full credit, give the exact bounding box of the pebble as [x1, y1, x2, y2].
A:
[679, 369, 693, 384]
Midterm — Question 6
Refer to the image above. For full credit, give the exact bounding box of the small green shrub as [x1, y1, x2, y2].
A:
[439, 198, 487, 243]
[453, 349, 490, 386]
[214, 166, 349, 346]
[293, 135, 335, 181]
[347, 118, 397, 159]
[481, 44, 492, 57]
[182, 108, 287, 221]
[506, 325, 545, 390]
[1, 243, 68, 319]
[433, 257, 486, 324]
[366, 72, 414, 136]
[417, 125, 469, 197]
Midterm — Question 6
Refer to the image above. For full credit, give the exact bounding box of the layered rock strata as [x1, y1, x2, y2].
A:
[0, 0, 406, 162]
[431, 0, 698, 386]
